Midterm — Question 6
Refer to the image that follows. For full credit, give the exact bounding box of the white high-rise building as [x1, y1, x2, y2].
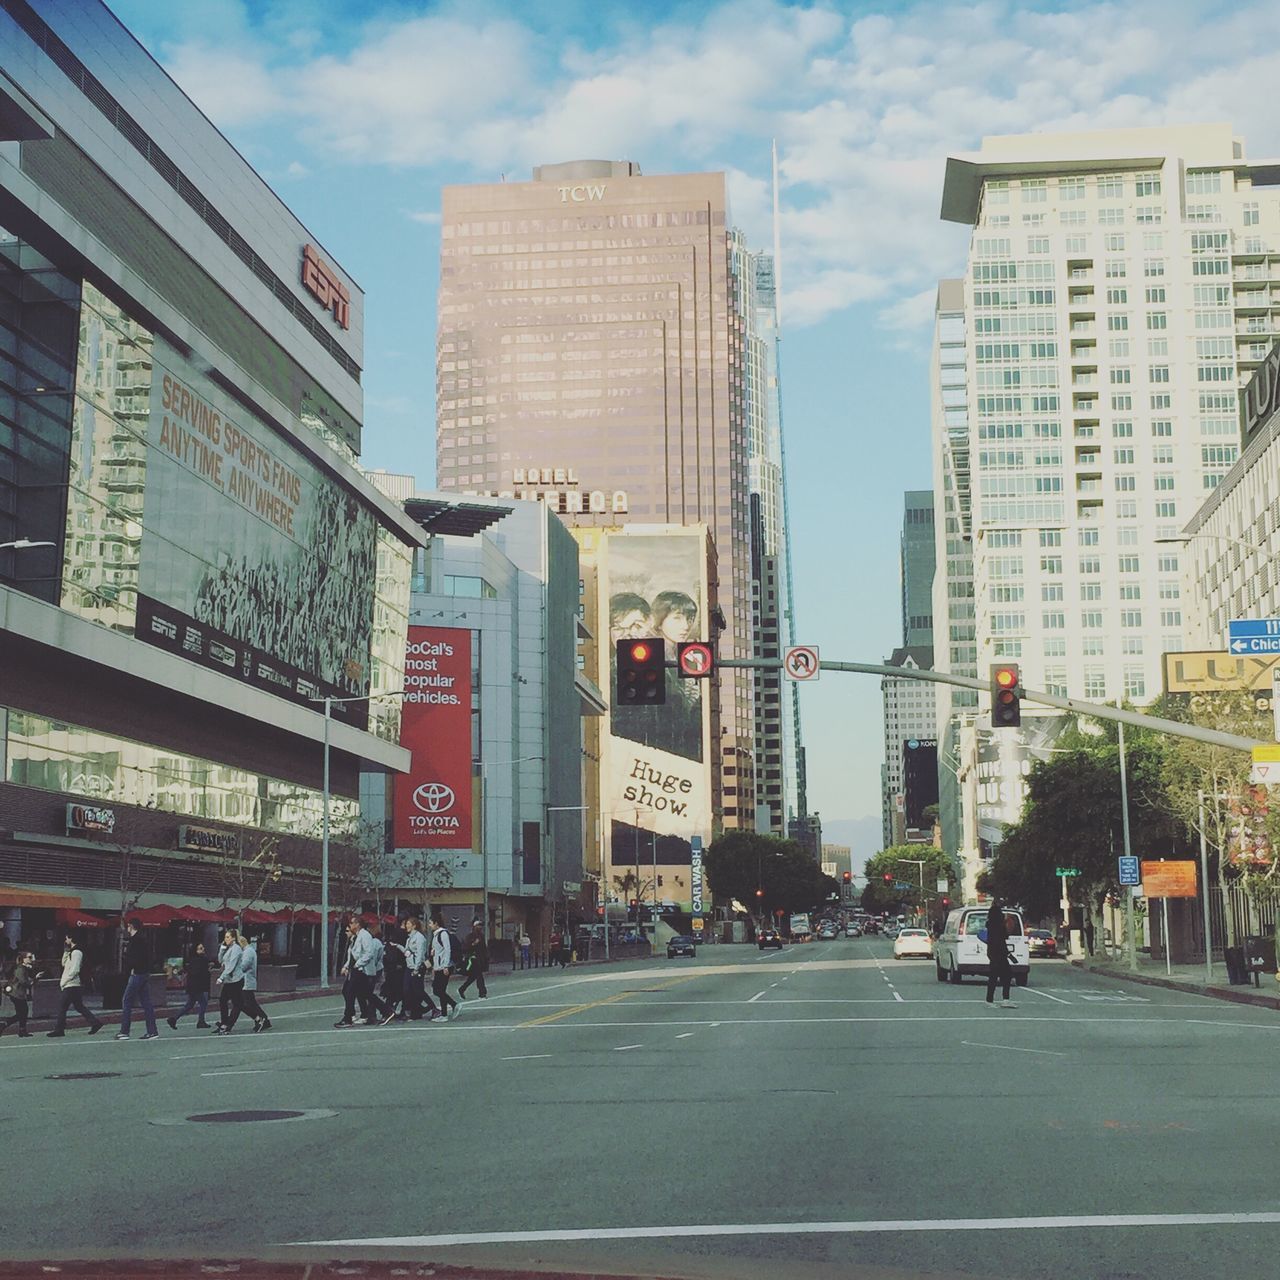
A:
[880, 647, 938, 848]
[939, 124, 1280, 710]
[936, 124, 1280, 885]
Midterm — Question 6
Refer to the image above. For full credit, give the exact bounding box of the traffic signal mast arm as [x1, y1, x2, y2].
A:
[700, 656, 1263, 754]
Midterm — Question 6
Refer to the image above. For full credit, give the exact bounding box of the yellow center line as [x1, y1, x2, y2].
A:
[518, 975, 698, 1028]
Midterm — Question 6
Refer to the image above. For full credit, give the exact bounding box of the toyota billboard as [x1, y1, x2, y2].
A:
[393, 626, 473, 848]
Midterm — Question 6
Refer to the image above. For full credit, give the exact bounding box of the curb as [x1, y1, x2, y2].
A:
[1069, 958, 1280, 1011]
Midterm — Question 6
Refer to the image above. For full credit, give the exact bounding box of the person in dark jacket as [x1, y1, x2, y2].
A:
[984, 898, 1015, 1008]
[457, 919, 489, 999]
[1, 950, 38, 1037]
[167, 942, 213, 1030]
[117, 918, 160, 1040]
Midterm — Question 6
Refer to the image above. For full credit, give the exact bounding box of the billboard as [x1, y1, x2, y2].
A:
[393, 627, 473, 849]
[975, 715, 1069, 848]
[598, 529, 712, 871]
[136, 340, 378, 725]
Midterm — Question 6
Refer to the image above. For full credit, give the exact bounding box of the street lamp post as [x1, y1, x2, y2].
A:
[307, 690, 403, 989]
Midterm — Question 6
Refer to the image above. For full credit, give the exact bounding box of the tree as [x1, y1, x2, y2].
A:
[977, 712, 1184, 938]
[1158, 689, 1275, 947]
[702, 832, 838, 919]
[862, 846, 957, 919]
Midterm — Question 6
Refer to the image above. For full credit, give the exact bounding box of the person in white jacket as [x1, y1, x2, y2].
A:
[212, 929, 244, 1035]
[429, 920, 458, 1020]
[224, 934, 271, 1033]
[47, 932, 103, 1038]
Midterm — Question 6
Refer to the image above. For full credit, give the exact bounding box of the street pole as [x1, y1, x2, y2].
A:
[652, 830, 659, 946]
[1118, 722, 1137, 973]
[1198, 790, 1213, 984]
[1060, 872, 1071, 956]
[320, 696, 331, 990]
[480, 766, 488, 945]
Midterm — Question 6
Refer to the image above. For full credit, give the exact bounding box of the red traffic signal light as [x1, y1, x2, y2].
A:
[842, 871, 852, 883]
[883, 873, 892, 883]
[990, 662, 1022, 729]
[942, 897, 950, 907]
[617, 638, 666, 705]
[755, 888, 764, 898]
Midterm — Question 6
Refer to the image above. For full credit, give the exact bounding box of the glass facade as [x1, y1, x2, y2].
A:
[5, 707, 359, 838]
[0, 226, 79, 601]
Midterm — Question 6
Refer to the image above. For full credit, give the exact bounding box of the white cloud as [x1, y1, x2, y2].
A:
[151, 0, 1280, 332]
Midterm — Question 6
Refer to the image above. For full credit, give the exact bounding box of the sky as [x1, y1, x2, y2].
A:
[110, 0, 1280, 868]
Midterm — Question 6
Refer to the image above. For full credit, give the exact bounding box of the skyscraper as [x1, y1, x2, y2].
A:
[901, 490, 936, 649]
[436, 160, 755, 828]
[935, 123, 1280, 879]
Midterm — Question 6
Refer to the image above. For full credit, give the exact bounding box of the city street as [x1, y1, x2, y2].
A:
[3, 937, 1279, 1278]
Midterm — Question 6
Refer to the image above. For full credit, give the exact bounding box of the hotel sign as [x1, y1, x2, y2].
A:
[1242, 341, 1280, 446]
[466, 464, 628, 515]
[300, 244, 350, 330]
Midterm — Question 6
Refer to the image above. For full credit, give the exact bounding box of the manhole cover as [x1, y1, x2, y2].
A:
[45, 1071, 124, 1081]
[150, 1107, 336, 1127]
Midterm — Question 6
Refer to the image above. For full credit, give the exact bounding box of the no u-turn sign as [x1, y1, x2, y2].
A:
[783, 645, 820, 681]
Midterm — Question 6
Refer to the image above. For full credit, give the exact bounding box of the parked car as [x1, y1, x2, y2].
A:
[1026, 929, 1058, 958]
[934, 905, 1030, 986]
[667, 935, 697, 959]
[757, 929, 784, 950]
[893, 928, 934, 959]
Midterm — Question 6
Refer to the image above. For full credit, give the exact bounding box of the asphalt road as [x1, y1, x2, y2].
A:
[3, 937, 1279, 1279]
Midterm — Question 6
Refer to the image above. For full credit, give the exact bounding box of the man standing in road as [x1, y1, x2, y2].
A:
[984, 898, 1016, 1009]
[48, 931, 103, 1037]
[429, 918, 458, 1019]
[117, 918, 160, 1040]
[336, 917, 386, 1026]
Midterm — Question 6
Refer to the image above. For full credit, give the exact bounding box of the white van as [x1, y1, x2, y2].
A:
[933, 905, 1030, 987]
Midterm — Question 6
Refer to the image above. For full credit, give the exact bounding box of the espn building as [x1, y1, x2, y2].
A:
[0, 0, 421, 971]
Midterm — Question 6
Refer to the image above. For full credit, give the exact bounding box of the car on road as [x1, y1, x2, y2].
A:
[817, 924, 839, 940]
[757, 929, 784, 950]
[1027, 928, 1058, 958]
[893, 928, 934, 959]
[845, 924, 861, 938]
[667, 935, 697, 959]
[933, 905, 1030, 986]
[883, 925, 901, 941]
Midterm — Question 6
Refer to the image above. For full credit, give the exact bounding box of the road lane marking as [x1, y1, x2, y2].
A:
[295, 1209, 1280, 1248]
[675, 1033, 694, 1039]
[961, 1041, 1066, 1056]
[893, 992, 905, 1003]
[501, 1054, 552, 1061]
[201, 1068, 269, 1076]
[517, 975, 695, 1028]
[749, 991, 766, 1003]
[1023, 988, 1072, 1004]
[613, 1044, 642, 1052]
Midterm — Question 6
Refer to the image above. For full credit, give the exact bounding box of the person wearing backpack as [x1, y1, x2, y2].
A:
[429, 919, 458, 1019]
[457, 919, 488, 1000]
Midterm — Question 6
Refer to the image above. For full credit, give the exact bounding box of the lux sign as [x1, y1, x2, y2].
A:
[301, 244, 350, 330]
[558, 184, 606, 203]
[1242, 341, 1280, 444]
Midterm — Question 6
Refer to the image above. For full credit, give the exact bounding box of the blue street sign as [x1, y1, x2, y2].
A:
[1229, 619, 1280, 654]
[1118, 855, 1140, 886]
[894, 881, 912, 890]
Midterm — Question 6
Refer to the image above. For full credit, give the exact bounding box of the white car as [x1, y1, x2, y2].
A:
[933, 905, 1030, 986]
[893, 928, 934, 959]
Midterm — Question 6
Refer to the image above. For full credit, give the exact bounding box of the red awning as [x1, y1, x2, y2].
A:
[291, 909, 321, 925]
[241, 908, 291, 925]
[174, 906, 237, 923]
[128, 904, 183, 927]
[54, 909, 112, 929]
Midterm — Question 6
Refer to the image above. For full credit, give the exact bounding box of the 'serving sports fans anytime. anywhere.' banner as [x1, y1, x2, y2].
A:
[136, 338, 378, 726]
[393, 627, 473, 849]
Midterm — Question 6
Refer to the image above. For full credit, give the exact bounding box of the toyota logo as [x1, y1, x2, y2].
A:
[413, 782, 456, 813]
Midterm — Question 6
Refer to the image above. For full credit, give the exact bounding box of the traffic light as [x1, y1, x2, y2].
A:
[617, 638, 666, 705]
[842, 872, 852, 884]
[990, 662, 1021, 729]
[755, 888, 765, 898]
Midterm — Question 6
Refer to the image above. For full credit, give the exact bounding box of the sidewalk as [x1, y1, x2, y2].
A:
[1068, 951, 1280, 1011]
